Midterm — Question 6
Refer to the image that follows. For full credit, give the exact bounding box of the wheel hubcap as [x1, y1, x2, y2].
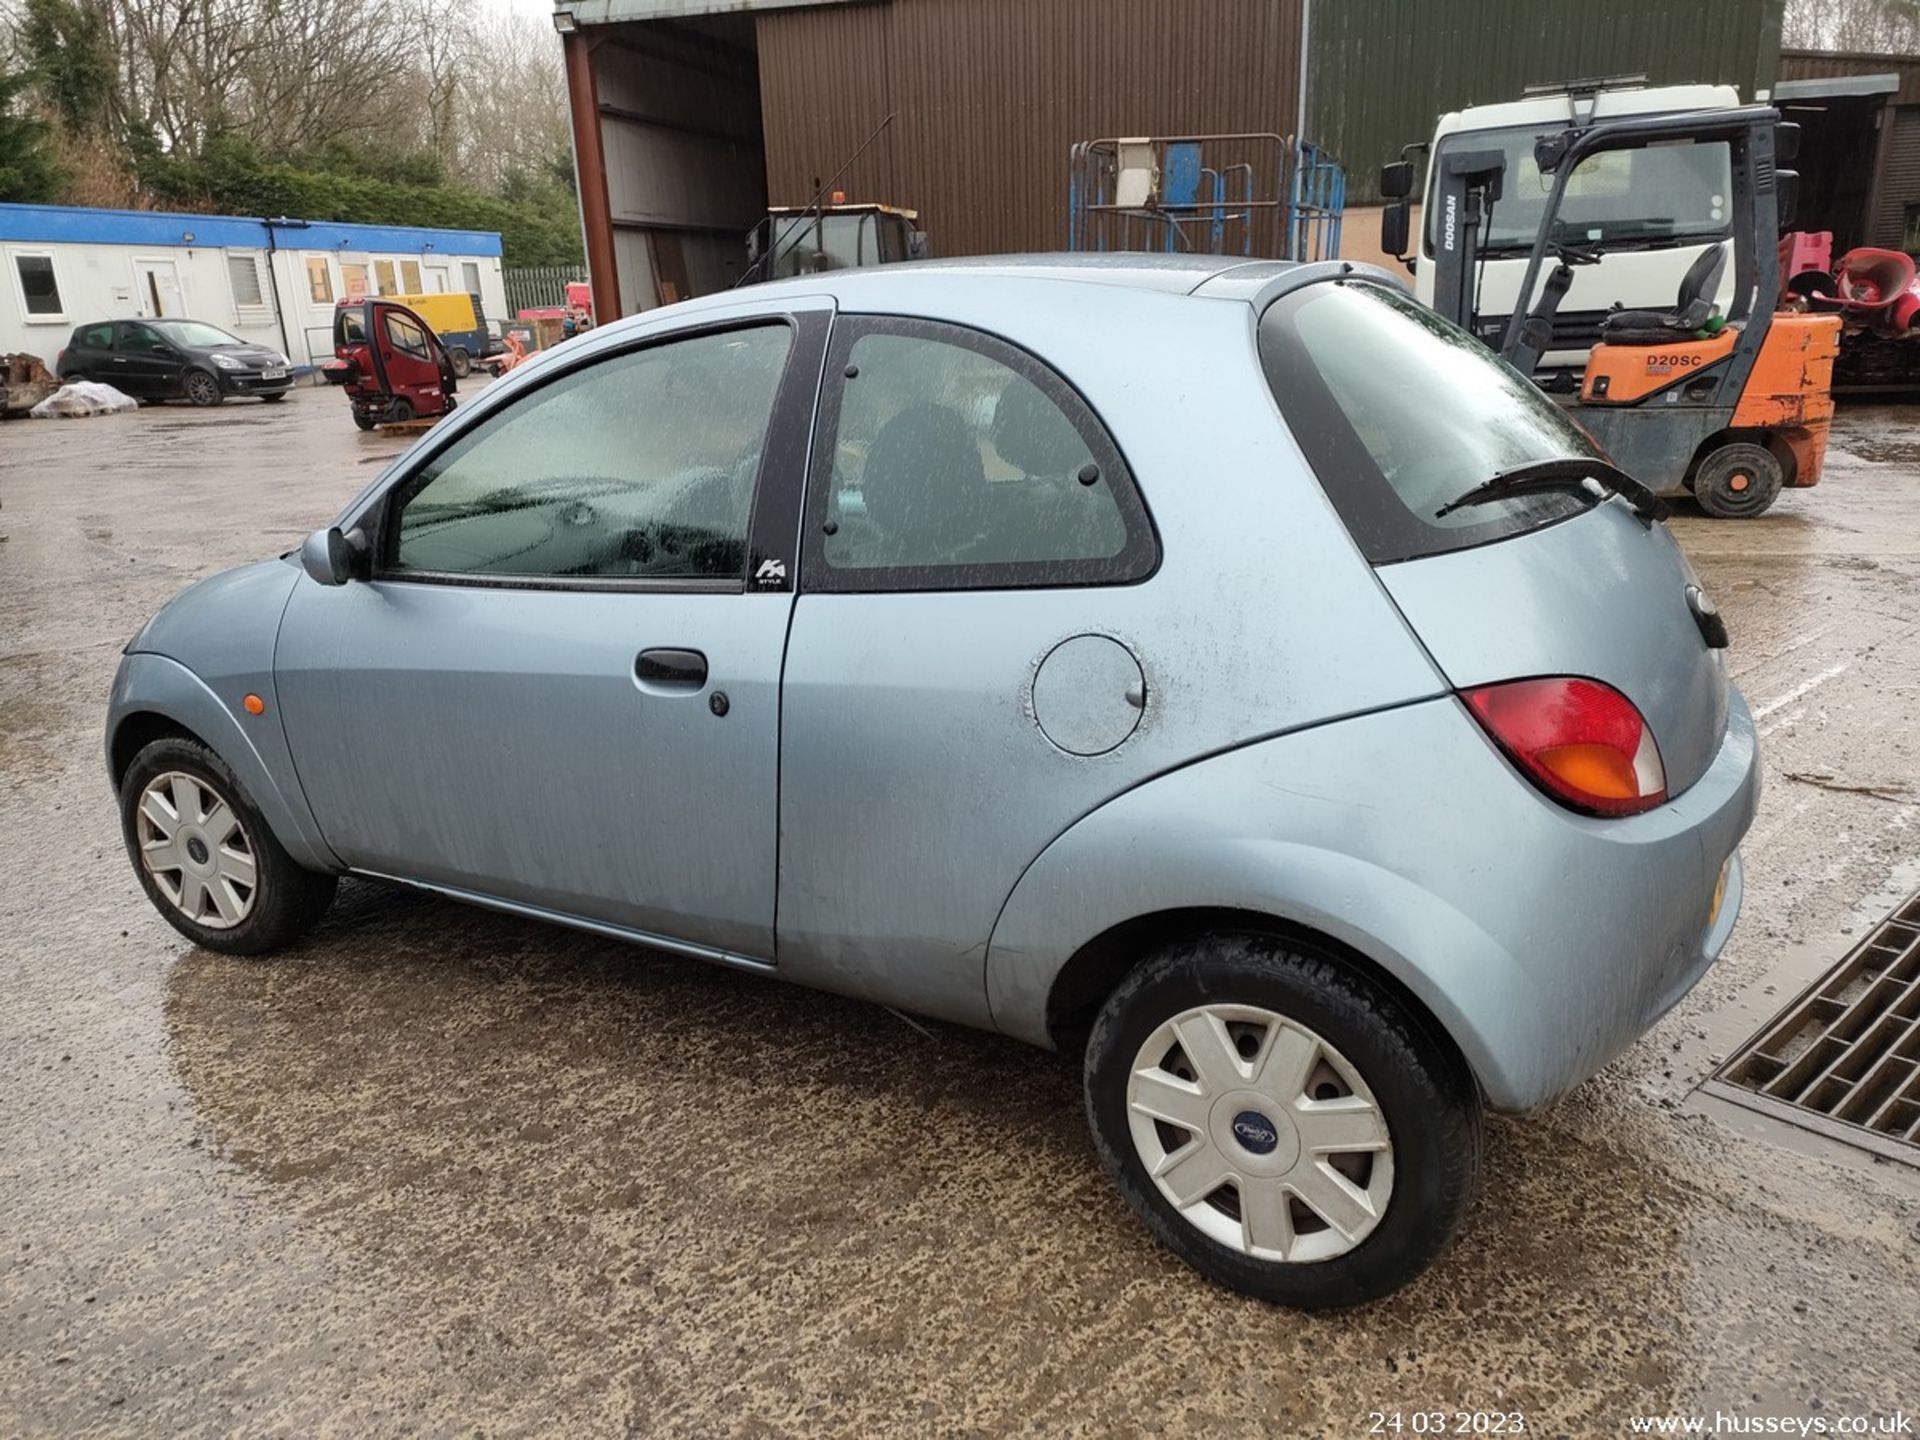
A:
[1125, 1004, 1394, 1263]
[135, 771, 257, 929]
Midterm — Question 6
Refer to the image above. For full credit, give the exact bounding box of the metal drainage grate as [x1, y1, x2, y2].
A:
[1707, 888, 1920, 1166]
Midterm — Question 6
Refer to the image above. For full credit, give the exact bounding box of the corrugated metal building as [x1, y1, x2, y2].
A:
[553, 0, 1793, 317]
[1312, 0, 1783, 204]
[1779, 47, 1920, 253]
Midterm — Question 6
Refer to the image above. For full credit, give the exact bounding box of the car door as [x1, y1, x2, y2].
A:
[774, 315, 1164, 1026]
[112, 323, 179, 397]
[64, 322, 115, 382]
[274, 303, 830, 961]
[372, 304, 446, 410]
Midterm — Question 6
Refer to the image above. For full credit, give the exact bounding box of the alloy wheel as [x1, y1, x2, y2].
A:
[134, 771, 257, 929]
[1125, 1004, 1394, 1263]
[185, 371, 220, 406]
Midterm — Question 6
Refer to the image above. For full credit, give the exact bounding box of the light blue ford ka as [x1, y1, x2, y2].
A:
[107, 256, 1758, 1307]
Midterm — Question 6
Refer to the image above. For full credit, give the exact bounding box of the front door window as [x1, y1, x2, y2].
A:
[389, 325, 795, 582]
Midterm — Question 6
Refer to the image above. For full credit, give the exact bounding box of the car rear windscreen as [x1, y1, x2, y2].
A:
[1258, 280, 1601, 565]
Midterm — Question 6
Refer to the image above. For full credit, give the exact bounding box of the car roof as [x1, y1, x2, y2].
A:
[629, 254, 1403, 329]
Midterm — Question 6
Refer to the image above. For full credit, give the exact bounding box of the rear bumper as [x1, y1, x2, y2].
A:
[987, 687, 1761, 1112]
[1421, 687, 1761, 1109]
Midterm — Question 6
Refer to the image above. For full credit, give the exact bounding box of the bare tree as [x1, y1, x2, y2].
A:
[1, 0, 572, 195]
[448, 5, 571, 192]
[1784, 0, 1920, 51]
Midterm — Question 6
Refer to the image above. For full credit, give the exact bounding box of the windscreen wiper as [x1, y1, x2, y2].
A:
[1434, 456, 1669, 524]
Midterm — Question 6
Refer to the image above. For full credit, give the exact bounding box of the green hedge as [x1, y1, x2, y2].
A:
[137, 140, 583, 269]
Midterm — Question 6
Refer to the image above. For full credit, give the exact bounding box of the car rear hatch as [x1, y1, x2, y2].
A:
[1257, 275, 1729, 796]
[1377, 503, 1727, 793]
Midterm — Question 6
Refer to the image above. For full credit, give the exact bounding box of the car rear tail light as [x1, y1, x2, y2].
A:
[1463, 676, 1667, 817]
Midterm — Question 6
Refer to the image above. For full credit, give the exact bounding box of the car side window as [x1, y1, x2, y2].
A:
[385, 312, 430, 360]
[79, 323, 113, 349]
[388, 324, 794, 583]
[120, 325, 165, 354]
[804, 318, 1155, 592]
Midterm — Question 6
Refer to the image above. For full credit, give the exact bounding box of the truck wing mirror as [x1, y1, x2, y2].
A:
[1776, 170, 1800, 230]
[908, 229, 930, 261]
[1380, 199, 1411, 261]
[1775, 121, 1801, 164]
[1379, 160, 1414, 200]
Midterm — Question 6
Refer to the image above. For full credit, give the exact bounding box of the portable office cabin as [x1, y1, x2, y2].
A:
[0, 205, 507, 375]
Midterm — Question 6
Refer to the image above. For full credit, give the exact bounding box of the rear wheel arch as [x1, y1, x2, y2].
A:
[1045, 905, 1478, 1097]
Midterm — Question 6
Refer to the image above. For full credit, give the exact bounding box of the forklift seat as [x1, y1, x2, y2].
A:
[1598, 245, 1727, 345]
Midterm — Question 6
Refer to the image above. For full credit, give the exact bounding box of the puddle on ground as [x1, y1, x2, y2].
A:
[144, 418, 275, 433]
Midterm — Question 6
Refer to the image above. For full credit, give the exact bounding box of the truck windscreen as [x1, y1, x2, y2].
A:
[1425, 128, 1732, 255]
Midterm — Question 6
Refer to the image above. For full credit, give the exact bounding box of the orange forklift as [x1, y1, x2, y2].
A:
[1387, 104, 1838, 517]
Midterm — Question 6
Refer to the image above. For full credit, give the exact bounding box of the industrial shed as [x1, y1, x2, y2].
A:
[553, 0, 1785, 317]
[1777, 48, 1920, 255]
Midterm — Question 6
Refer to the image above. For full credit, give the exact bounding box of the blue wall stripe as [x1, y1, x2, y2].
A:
[0, 204, 503, 257]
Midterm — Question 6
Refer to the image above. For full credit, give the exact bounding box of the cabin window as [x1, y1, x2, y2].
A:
[227, 252, 267, 309]
[12, 252, 63, 320]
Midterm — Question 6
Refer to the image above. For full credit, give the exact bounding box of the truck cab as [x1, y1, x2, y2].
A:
[1407, 80, 1743, 372]
[743, 203, 928, 284]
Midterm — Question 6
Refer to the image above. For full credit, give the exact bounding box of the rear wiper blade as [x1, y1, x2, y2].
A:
[1434, 457, 1669, 524]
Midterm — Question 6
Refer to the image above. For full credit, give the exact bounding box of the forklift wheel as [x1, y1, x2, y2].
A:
[352, 411, 376, 432]
[1693, 443, 1783, 519]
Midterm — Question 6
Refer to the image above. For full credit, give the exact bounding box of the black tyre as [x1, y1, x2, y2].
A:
[447, 347, 472, 378]
[119, 736, 337, 955]
[183, 369, 223, 407]
[352, 409, 376, 432]
[1693, 441, 1784, 518]
[390, 396, 415, 423]
[1084, 933, 1481, 1309]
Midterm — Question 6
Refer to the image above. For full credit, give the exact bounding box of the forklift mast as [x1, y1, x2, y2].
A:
[1425, 149, 1507, 335]
[1420, 104, 1794, 402]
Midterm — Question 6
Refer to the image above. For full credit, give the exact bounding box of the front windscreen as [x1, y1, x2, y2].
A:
[1259, 280, 1602, 564]
[767, 215, 873, 278]
[1425, 128, 1732, 255]
[154, 320, 243, 348]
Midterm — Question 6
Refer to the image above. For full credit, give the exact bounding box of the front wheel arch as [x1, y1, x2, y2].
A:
[109, 710, 203, 790]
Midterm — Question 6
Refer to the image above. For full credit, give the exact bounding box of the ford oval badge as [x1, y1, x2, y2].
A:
[1231, 1111, 1279, 1155]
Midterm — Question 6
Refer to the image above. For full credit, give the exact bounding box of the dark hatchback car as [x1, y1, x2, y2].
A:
[56, 319, 293, 406]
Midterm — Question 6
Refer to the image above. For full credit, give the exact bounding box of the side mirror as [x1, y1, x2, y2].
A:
[907, 229, 930, 261]
[1777, 170, 1800, 231]
[1381, 198, 1411, 260]
[1379, 160, 1415, 200]
[300, 525, 367, 586]
[1774, 121, 1801, 164]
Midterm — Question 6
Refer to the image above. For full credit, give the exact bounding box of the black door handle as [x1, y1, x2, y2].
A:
[635, 647, 708, 688]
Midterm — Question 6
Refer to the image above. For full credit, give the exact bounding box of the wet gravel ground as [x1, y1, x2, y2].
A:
[2, 386, 1918, 1437]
